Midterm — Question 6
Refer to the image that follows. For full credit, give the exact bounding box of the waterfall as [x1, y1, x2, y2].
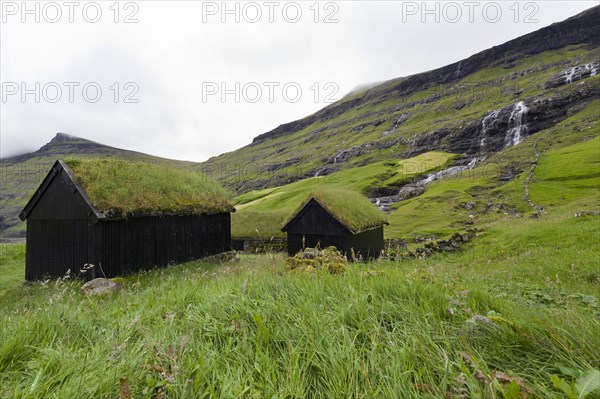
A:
[382, 114, 408, 137]
[504, 101, 528, 147]
[565, 67, 578, 83]
[479, 109, 500, 150]
[565, 64, 598, 83]
[416, 157, 484, 187]
[587, 63, 598, 77]
[314, 149, 345, 176]
[314, 167, 326, 177]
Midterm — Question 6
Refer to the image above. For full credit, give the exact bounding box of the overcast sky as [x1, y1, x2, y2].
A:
[1, 0, 597, 161]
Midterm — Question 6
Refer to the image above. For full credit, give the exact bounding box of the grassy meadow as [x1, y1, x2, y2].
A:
[1, 204, 599, 398]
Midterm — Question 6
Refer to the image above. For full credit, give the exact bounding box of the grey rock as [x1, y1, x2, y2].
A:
[302, 248, 323, 259]
[462, 314, 499, 338]
[397, 185, 426, 200]
[466, 314, 494, 325]
[574, 210, 600, 218]
[81, 278, 119, 295]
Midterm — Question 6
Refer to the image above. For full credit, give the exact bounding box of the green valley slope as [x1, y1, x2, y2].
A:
[202, 7, 600, 196]
[232, 99, 599, 241]
[215, 7, 600, 242]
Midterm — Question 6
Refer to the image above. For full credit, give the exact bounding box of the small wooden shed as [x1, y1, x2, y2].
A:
[19, 159, 235, 281]
[281, 188, 388, 260]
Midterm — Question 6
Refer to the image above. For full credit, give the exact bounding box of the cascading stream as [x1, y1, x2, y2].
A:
[504, 101, 529, 148]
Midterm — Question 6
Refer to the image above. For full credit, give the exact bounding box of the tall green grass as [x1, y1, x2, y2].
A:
[0, 243, 25, 296]
[1, 236, 598, 398]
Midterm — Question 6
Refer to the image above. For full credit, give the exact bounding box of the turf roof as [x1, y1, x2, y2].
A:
[64, 158, 234, 217]
[283, 187, 388, 234]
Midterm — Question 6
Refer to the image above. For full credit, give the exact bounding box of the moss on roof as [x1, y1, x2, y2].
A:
[283, 187, 388, 234]
[64, 158, 234, 217]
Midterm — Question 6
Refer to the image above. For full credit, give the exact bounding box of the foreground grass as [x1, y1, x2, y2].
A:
[0, 243, 25, 296]
[1, 236, 598, 398]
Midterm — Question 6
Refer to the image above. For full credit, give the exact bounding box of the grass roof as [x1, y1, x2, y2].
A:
[64, 158, 234, 217]
[283, 187, 388, 234]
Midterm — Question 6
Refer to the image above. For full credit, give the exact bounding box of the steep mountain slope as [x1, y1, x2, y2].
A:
[232, 99, 599, 240]
[202, 6, 600, 195]
[0, 133, 197, 240]
[219, 6, 600, 241]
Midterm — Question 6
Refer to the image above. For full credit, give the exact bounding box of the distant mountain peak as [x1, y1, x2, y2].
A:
[50, 132, 87, 143]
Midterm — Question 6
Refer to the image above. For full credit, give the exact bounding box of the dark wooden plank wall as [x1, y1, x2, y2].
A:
[25, 170, 97, 280]
[286, 227, 383, 259]
[98, 213, 231, 277]
[286, 233, 346, 256]
[25, 220, 93, 280]
[285, 201, 348, 236]
[346, 227, 384, 260]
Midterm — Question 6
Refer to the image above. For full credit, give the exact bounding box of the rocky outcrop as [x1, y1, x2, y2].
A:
[545, 61, 600, 88]
[371, 184, 426, 212]
[252, 97, 364, 143]
[408, 230, 476, 258]
[444, 81, 600, 155]
[312, 143, 376, 177]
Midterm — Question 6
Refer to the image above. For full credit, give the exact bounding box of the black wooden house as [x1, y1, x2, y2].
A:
[19, 159, 235, 281]
[281, 188, 388, 259]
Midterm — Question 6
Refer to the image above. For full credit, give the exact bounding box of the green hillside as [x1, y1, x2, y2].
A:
[202, 44, 600, 194]
[232, 99, 599, 241]
[214, 13, 600, 242]
[232, 151, 456, 239]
